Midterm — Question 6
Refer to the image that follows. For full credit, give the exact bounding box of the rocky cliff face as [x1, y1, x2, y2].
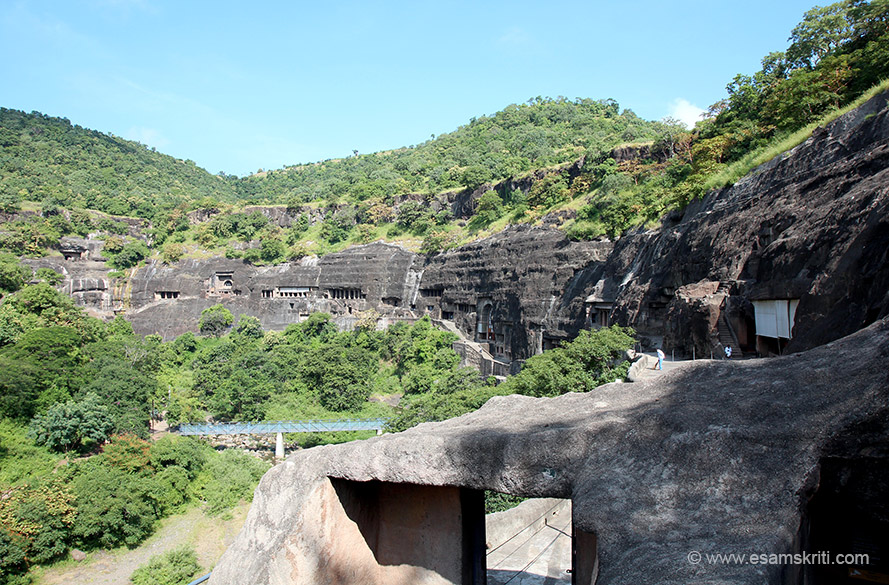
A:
[122, 242, 423, 339]
[118, 227, 612, 362]
[206, 318, 889, 585]
[598, 90, 889, 355]
[35, 91, 889, 364]
[419, 225, 611, 360]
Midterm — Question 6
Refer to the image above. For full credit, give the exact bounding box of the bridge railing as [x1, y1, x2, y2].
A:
[178, 418, 390, 436]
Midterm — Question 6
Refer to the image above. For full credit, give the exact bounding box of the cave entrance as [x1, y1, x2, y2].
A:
[799, 417, 889, 584]
[330, 478, 486, 585]
[329, 481, 596, 585]
[485, 496, 587, 584]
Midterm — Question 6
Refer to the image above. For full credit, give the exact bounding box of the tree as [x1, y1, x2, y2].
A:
[161, 242, 185, 264]
[1, 326, 86, 401]
[299, 312, 336, 340]
[786, 2, 853, 68]
[192, 449, 269, 516]
[70, 461, 157, 548]
[28, 393, 114, 452]
[472, 190, 504, 227]
[0, 356, 38, 420]
[233, 314, 263, 340]
[110, 240, 149, 269]
[199, 305, 234, 337]
[35, 267, 63, 286]
[0, 254, 28, 294]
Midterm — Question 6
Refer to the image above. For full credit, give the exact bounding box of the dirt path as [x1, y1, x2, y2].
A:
[34, 503, 249, 585]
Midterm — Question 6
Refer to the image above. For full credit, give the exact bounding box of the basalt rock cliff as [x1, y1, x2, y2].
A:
[29, 91, 889, 364]
[602, 90, 889, 356]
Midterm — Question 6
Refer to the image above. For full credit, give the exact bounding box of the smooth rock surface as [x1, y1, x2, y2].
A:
[208, 318, 889, 585]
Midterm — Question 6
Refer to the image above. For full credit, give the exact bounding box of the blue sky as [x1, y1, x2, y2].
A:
[2, 0, 821, 177]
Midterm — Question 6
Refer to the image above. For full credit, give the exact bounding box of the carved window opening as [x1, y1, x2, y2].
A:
[155, 291, 180, 300]
[442, 310, 455, 320]
[261, 289, 273, 298]
[278, 286, 313, 298]
[486, 496, 581, 584]
[421, 288, 444, 298]
[328, 288, 365, 300]
[382, 297, 401, 307]
[212, 272, 235, 295]
[458, 303, 475, 313]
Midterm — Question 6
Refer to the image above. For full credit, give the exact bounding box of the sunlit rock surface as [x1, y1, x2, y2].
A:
[208, 319, 889, 584]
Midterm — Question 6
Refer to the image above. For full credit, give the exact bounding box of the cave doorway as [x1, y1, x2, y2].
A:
[477, 302, 494, 342]
[331, 478, 486, 585]
[799, 416, 889, 584]
[485, 493, 596, 585]
[329, 481, 596, 585]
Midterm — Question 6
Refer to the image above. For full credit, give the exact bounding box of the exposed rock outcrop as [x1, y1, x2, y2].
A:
[208, 318, 889, 585]
[598, 90, 889, 355]
[30, 91, 889, 366]
[123, 242, 423, 339]
[419, 225, 612, 361]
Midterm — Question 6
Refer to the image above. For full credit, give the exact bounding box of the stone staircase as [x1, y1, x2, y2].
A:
[716, 314, 740, 358]
[713, 282, 740, 358]
[433, 319, 510, 378]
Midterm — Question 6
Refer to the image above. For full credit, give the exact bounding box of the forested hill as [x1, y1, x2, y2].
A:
[236, 98, 668, 203]
[0, 108, 240, 215]
[1, 0, 887, 260]
[0, 98, 667, 217]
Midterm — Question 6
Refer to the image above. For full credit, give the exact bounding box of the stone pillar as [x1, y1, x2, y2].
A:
[275, 432, 285, 461]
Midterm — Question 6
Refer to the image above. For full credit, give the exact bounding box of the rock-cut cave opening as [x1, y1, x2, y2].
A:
[797, 414, 889, 585]
[329, 478, 596, 585]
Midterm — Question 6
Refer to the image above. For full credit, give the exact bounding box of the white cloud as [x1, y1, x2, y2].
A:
[125, 126, 169, 149]
[667, 98, 706, 129]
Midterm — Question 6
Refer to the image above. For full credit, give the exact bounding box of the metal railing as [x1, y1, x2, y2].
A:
[186, 573, 211, 585]
[178, 418, 390, 436]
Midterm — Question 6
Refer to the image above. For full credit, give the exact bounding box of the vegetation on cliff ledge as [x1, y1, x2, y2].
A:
[2, 1, 887, 264]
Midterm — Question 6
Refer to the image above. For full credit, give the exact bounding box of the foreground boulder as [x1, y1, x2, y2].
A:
[209, 318, 889, 584]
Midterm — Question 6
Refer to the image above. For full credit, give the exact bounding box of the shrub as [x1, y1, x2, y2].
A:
[110, 241, 149, 269]
[130, 545, 201, 585]
[161, 242, 185, 264]
[199, 305, 233, 337]
[191, 450, 270, 516]
[70, 461, 158, 548]
[0, 255, 29, 294]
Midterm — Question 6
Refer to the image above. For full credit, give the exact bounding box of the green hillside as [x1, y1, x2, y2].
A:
[0, 109, 240, 217]
[0, 0, 887, 261]
[236, 97, 667, 204]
